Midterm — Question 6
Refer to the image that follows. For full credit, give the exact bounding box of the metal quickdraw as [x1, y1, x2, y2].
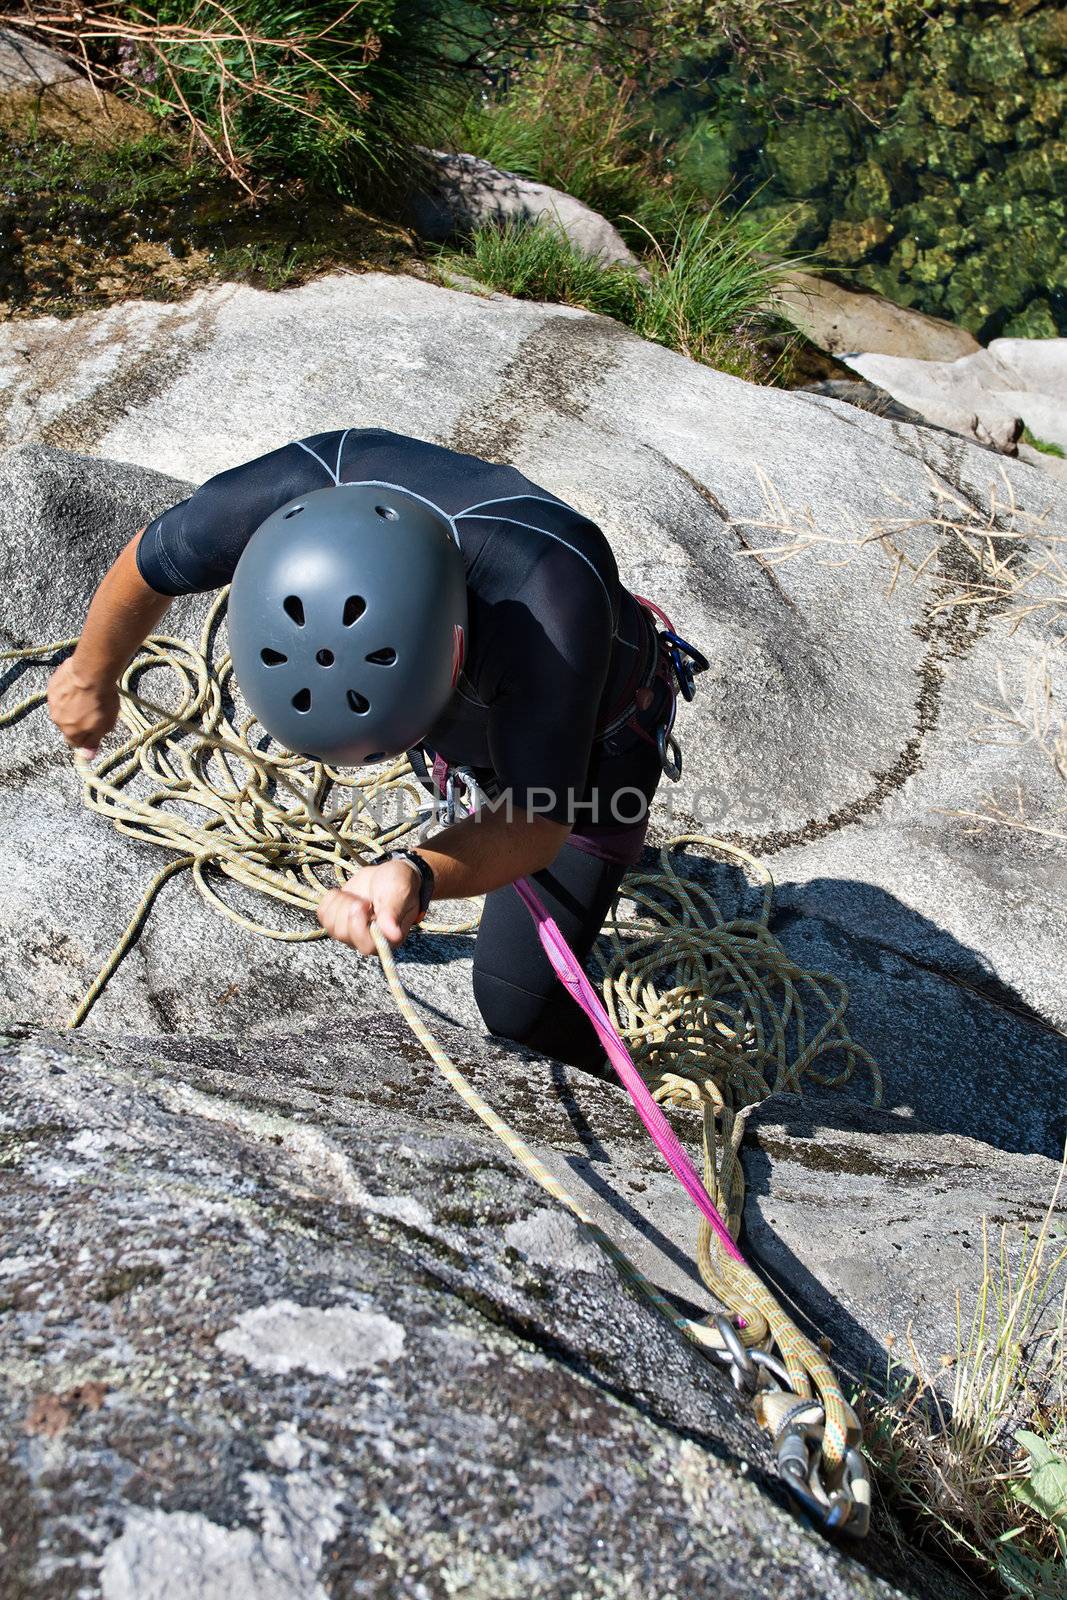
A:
[707, 1315, 871, 1538]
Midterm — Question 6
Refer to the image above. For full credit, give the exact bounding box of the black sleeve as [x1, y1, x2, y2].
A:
[135, 435, 344, 596]
[486, 542, 614, 825]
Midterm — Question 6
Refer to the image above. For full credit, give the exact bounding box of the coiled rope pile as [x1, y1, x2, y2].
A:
[2, 589, 882, 1523]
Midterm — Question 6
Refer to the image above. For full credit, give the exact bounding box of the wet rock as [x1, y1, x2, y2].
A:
[658, 1, 1066, 338]
[405, 149, 638, 267]
[1021, 6, 1067, 74]
[825, 218, 893, 266]
[743, 200, 826, 253]
[764, 112, 855, 197]
[842, 160, 893, 222]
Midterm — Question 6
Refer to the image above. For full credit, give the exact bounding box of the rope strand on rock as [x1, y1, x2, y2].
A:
[1, 597, 880, 1532]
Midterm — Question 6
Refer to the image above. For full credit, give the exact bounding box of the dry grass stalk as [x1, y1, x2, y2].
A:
[864, 1160, 1067, 1590]
[731, 465, 1067, 844]
[1, 1, 379, 192]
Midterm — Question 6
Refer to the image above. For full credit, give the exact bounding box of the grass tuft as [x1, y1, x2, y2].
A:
[440, 210, 798, 383]
[862, 1160, 1067, 1596]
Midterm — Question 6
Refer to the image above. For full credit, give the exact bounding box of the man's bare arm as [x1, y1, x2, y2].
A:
[317, 808, 569, 955]
[48, 529, 174, 756]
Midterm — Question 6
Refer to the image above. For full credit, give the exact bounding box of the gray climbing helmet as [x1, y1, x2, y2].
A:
[226, 483, 467, 765]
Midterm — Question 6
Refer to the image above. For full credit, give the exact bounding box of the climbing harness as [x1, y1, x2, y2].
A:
[2, 598, 880, 1537]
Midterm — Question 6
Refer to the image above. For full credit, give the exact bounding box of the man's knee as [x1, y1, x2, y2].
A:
[472, 966, 546, 1044]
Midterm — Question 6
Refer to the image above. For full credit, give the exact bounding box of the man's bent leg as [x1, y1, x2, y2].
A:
[472, 840, 626, 1072]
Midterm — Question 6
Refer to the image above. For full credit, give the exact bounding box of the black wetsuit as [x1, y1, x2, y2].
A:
[138, 427, 670, 1066]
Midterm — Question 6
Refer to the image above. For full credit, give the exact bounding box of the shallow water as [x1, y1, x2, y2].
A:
[657, 0, 1065, 339]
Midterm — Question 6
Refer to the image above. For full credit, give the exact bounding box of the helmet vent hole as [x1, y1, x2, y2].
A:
[365, 752, 385, 763]
[283, 505, 304, 520]
[292, 688, 312, 713]
[365, 647, 397, 666]
[343, 595, 366, 626]
[347, 690, 370, 714]
[260, 647, 287, 667]
[375, 504, 398, 522]
[315, 648, 335, 667]
[284, 595, 305, 626]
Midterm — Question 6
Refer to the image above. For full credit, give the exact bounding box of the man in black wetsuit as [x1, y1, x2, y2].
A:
[48, 428, 687, 1069]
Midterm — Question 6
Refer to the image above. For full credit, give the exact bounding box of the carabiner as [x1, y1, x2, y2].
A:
[663, 630, 709, 702]
[657, 724, 683, 781]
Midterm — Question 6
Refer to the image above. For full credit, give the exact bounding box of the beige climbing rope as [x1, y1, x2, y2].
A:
[2, 592, 881, 1533]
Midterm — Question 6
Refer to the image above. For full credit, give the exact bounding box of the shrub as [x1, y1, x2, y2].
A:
[0, 1, 601, 196]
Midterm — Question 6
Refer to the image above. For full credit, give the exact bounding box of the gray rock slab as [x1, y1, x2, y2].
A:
[741, 1089, 1066, 1395]
[774, 271, 980, 363]
[406, 148, 639, 267]
[1, 1027, 962, 1600]
[1, 282, 1065, 1582]
[75, 1015, 1063, 1410]
[1, 275, 1065, 1163]
[845, 338, 1067, 458]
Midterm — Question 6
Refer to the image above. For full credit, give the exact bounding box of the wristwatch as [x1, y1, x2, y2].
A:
[388, 849, 435, 918]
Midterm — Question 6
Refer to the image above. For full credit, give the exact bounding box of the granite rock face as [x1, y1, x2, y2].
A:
[2, 1027, 966, 1600]
[0, 27, 78, 90]
[2, 273, 1065, 1595]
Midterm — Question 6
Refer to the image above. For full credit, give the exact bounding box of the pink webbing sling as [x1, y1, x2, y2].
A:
[511, 873, 745, 1265]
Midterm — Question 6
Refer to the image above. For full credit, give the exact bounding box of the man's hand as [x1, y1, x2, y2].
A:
[47, 657, 120, 758]
[46, 527, 173, 760]
[317, 858, 423, 956]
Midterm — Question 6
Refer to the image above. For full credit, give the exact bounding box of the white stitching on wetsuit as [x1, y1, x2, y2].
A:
[455, 512, 613, 617]
[295, 438, 338, 483]
[457, 497, 640, 652]
[336, 474, 463, 549]
[456, 492, 568, 517]
[333, 428, 352, 484]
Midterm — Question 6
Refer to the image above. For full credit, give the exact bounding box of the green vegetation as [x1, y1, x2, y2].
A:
[650, 0, 1066, 338]
[0, 128, 412, 314]
[442, 221, 635, 318]
[448, 51, 688, 244]
[863, 1171, 1067, 1598]
[1023, 428, 1067, 461]
[440, 210, 797, 382]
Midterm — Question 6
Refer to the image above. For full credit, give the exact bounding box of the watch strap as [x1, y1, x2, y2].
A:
[389, 849, 434, 917]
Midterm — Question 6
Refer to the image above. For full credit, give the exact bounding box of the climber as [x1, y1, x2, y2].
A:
[47, 426, 705, 1069]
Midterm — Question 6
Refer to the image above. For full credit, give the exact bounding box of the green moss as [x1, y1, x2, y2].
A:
[651, 0, 1067, 339]
[1004, 300, 1061, 339]
[0, 129, 414, 317]
[1021, 427, 1066, 459]
[764, 112, 855, 197]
